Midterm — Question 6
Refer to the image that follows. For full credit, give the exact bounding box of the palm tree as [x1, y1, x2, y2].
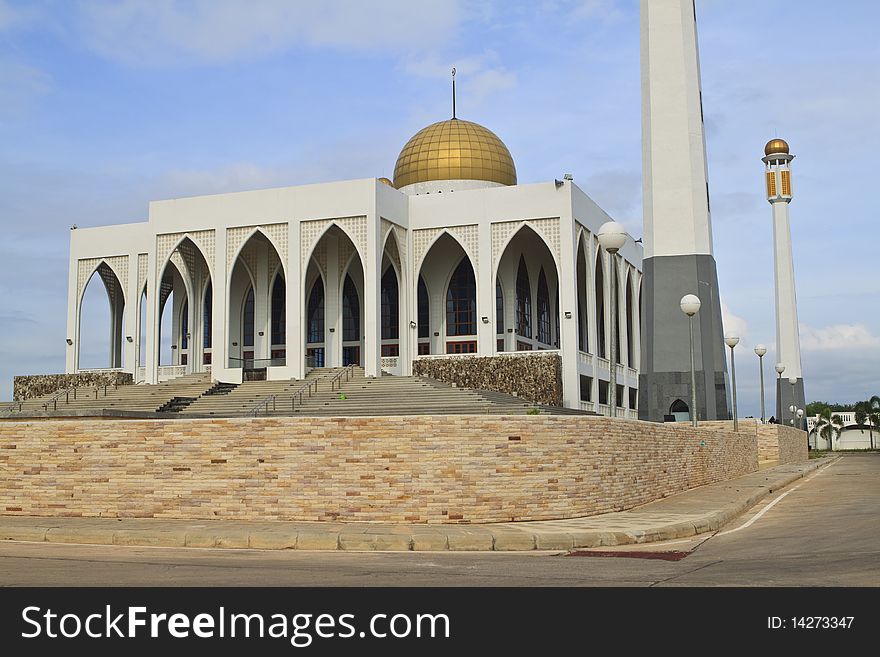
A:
[814, 407, 844, 451]
[854, 396, 880, 449]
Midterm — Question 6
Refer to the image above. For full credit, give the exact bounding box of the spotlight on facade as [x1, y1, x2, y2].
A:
[554, 179, 564, 188]
[66, 338, 73, 345]
[564, 311, 572, 319]
[171, 345, 177, 350]
[481, 316, 489, 323]
[409, 320, 417, 329]
[563, 173, 573, 181]
[258, 331, 264, 336]
[126, 336, 133, 342]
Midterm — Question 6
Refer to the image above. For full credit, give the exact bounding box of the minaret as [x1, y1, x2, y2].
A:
[763, 138, 806, 422]
[638, 0, 730, 422]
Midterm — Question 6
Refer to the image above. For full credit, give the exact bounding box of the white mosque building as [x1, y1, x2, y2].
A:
[65, 115, 643, 414]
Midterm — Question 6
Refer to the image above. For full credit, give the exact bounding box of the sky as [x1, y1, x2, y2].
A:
[1, 0, 878, 414]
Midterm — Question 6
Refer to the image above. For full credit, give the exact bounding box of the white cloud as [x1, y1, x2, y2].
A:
[404, 51, 516, 105]
[721, 301, 749, 343]
[800, 323, 880, 352]
[69, 0, 462, 65]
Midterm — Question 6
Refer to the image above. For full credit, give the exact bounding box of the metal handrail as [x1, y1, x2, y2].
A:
[250, 394, 277, 417]
[327, 364, 356, 391]
[42, 385, 80, 411]
[287, 378, 319, 412]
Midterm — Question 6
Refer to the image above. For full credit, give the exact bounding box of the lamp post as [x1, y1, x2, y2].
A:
[754, 344, 767, 423]
[788, 376, 798, 428]
[680, 294, 702, 427]
[775, 363, 785, 422]
[598, 221, 628, 419]
[797, 408, 804, 432]
[725, 333, 740, 431]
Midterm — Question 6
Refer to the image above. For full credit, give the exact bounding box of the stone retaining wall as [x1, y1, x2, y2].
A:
[412, 353, 562, 406]
[700, 419, 808, 465]
[14, 372, 133, 401]
[0, 415, 756, 524]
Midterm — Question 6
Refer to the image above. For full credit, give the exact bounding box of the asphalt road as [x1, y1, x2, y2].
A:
[0, 454, 877, 587]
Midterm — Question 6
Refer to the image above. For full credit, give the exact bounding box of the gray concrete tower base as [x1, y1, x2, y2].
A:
[638, 254, 731, 422]
[776, 376, 806, 429]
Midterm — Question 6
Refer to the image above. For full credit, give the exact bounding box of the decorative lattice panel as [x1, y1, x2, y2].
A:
[77, 255, 129, 303]
[301, 216, 368, 268]
[157, 230, 214, 277]
[381, 219, 394, 245]
[384, 231, 401, 275]
[447, 224, 478, 268]
[137, 253, 148, 293]
[309, 241, 328, 277]
[338, 238, 355, 278]
[491, 217, 560, 269]
[300, 219, 332, 264]
[267, 248, 281, 281]
[393, 225, 407, 272]
[413, 228, 442, 270]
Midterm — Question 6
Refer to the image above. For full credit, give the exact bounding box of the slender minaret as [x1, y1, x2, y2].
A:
[763, 138, 806, 422]
[638, 0, 730, 422]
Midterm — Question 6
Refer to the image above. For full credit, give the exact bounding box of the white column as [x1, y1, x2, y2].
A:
[558, 216, 580, 409]
[326, 234, 340, 367]
[144, 244, 159, 384]
[254, 241, 270, 361]
[772, 201, 802, 380]
[65, 247, 79, 373]
[477, 222, 493, 355]
[363, 215, 381, 377]
[289, 220, 303, 379]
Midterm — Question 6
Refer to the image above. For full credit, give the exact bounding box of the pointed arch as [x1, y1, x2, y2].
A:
[227, 226, 286, 286]
[417, 275, 429, 341]
[576, 231, 591, 352]
[302, 219, 364, 273]
[537, 267, 551, 345]
[271, 272, 286, 346]
[495, 278, 504, 336]
[158, 232, 214, 284]
[78, 261, 126, 369]
[625, 268, 634, 367]
[381, 265, 399, 340]
[415, 228, 476, 276]
[494, 222, 561, 282]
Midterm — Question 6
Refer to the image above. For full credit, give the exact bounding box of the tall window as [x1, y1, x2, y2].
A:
[342, 275, 360, 341]
[626, 275, 634, 366]
[445, 258, 476, 336]
[307, 278, 324, 344]
[595, 256, 605, 358]
[537, 268, 550, 345]
[203, 281, 212, 349]
[417, 276, 429, 339]
[242, 286, 255, 347]
[271, 275, 285, 346]
[515, 256, 531, 338]
[181, 300, 189, 349]
[381, 267, 399, 340]
[496, 279, 504, 335]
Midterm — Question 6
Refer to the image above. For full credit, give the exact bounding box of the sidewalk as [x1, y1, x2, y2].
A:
[0, 457, 835, 552]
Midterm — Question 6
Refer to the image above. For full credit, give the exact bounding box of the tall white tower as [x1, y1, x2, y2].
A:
[638, 0, 730, 422]
[763, 138, 806, 421]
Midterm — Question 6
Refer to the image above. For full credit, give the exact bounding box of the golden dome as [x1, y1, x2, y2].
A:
[378, 177, 393, 186]
[764, 138, 790, 156]
[393, 118, 516, 189]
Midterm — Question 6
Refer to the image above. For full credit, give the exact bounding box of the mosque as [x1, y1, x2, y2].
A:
[65, 112, 643, 414]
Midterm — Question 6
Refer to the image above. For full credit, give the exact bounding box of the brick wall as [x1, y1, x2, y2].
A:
[14, 372, 133, 401]
[412, 353, 562, 406]
[701, 419, 808, 465]
[0, 415, 757, 524]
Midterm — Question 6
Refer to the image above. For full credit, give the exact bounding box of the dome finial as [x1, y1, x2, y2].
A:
[451, 67, 456, 119]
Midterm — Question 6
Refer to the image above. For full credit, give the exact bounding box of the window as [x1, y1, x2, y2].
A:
[418, 276, 429, 339]
[418, 342, 430, 355]
[181, 300, 188, 350]
[780, 169, 791, 196]
[307, 278, 324, 344]
[271, 275, 285, 346]
[446, 340, 476, 354]
[203, 281, 212, 349]
[516, 340, 532, 351]
[343, 345, 360, 365]
[381, 344, 399, 357]
[537, 268, 550, 345]
[766, 171, 777, 197]
[496, 279, 504, 334]
[445, 258, 476, 336]
[497, 338, 505, 352]
[616, 384, 625, 408]
[203, 352, 211, 365]
[598, 380, 609, 405]
[629, 387, 638, 410]
[342, 275, 360, 341]
[626, 277, 634, 366]
[580, 375, 593, 402]
[307, 347, 324, 368]
[180, 353, 187, 366]
[381, 267, 399, 340]
[242, 287, 255, 347]
[516, 256, 531, 338]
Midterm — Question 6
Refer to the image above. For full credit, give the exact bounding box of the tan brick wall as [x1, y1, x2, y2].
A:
[762, 424, 808, 464]
[0, 415, 757, 524]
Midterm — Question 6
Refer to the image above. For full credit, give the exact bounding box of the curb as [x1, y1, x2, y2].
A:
[0, 457, 836, 553]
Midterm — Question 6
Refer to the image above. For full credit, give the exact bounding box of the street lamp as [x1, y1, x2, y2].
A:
[598, 221, 627, 419]
[754, 344, 767, 423]
[788, 376, 798, 428]
[775, 363, 785, 422]
[680, 294, 702, 428]
[725, 333, 740, 431]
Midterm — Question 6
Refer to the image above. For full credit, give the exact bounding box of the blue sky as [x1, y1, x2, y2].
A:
[1, 0, 878, 413]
